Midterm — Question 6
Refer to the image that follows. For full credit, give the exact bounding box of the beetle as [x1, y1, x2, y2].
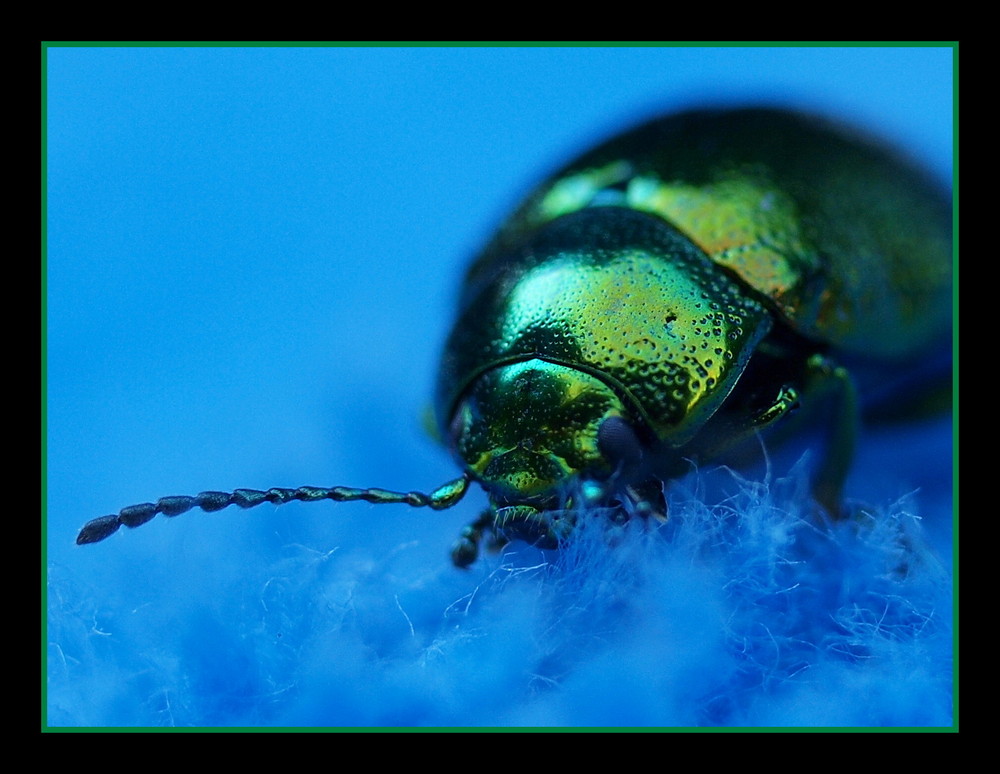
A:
[76, 107, 953, 568]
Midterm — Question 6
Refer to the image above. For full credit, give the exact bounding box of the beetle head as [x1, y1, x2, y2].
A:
[449, 358, 645, 536]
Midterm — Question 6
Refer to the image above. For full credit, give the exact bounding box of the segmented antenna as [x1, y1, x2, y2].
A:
[76, 475, 471, 545]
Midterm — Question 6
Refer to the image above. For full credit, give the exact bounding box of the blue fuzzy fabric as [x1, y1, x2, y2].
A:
[48, 420, 952, 728]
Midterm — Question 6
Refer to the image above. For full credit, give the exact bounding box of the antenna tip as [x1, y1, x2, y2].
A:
[76, 515, 121, 545]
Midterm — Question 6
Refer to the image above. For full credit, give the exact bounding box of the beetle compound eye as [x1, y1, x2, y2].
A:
[597, 416, 644, 469]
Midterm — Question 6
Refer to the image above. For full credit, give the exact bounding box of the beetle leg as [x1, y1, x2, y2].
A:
[804, 354, 859, 517]
[686, 380, 803, 467]
[450, 509, 495, 568]
[751, 384, 800, 428]
[624, 479, 668, 522]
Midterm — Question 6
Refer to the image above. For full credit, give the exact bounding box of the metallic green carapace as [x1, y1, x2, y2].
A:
[484, 109, 952, 359]
[77, 108, 952, 568]
[437, 108, 951, 566]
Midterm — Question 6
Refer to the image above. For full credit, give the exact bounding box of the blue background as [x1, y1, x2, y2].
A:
[46, 45, 954, 728]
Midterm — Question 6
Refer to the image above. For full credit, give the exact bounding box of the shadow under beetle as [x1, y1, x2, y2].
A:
[77, 107, 953, 567]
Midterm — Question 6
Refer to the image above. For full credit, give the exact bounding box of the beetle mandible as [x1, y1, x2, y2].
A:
[77, 107, 953, 567]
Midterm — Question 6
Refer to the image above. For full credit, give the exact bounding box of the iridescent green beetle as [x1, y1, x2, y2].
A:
[77, 108, 952, 567]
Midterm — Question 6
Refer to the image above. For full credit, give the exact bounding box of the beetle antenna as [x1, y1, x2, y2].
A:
[76, 474, 471, 545]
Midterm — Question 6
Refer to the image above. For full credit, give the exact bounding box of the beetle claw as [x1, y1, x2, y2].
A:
[624, 480, 668, 523]
[450, 510, 496, 568]
[450, 535, 479, 569]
